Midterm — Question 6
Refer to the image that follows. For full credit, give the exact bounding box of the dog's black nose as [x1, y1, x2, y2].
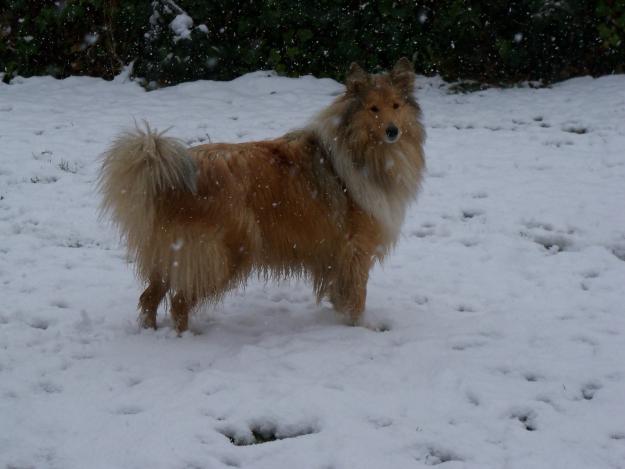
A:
[386, 124, 399, 140]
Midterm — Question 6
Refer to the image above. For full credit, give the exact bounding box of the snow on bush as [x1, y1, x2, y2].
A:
[170, 13, 193, 42]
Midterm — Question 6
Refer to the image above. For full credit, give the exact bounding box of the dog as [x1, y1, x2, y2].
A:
[99, 58, 425, 333]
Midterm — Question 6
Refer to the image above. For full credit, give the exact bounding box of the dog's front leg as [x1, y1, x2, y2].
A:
[330, 245, 374, 325]
[328, 206, 383, 325]
[170, 291, 196, 335]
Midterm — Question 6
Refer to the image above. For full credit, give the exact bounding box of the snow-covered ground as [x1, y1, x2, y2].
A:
[1, 71, 625, 469]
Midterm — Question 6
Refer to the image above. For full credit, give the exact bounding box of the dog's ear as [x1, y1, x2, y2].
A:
[346, 62, 369, 94]
[390, 57, 415, 96]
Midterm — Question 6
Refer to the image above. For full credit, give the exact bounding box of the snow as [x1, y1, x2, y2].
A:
[83, 32, 99, 46]
[170, 13, 193, 41]
[1, 71, 625, 468]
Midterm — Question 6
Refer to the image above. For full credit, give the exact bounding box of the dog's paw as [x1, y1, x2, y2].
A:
[138, 311, 157, 330]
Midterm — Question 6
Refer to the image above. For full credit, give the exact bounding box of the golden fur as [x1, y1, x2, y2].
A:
[99, 58, 425, 333]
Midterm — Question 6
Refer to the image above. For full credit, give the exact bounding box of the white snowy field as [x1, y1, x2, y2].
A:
[1, 70, 625, 469]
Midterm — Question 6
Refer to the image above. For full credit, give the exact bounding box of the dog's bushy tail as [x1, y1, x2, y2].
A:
[98, 123, 197, 258]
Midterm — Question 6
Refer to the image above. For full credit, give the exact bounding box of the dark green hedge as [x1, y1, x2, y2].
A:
[1, 0, 624, 87]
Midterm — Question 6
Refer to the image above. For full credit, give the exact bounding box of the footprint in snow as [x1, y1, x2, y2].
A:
[520, 222, 576, 253]
[28, 318, 51, 330]
[571, 335, 598, 347]
[202, 381, 230, 397]
[417, 445, 463, 466]
[465, 390, 480, 406]
[368, 415, 393, 428]
[33, 149, 53, 160]
[562, 125, 588, 134]
[543, 139, 574, 147]
[124, 377, 143, 387]
[412, 294, 428, 305]
[610, 244, 625, 262]
[70, 350, 95, 360]
[219, 420, 318, 446]
[451, 339, 486, 351]
[509, 408, 538, 431]
[461, 208, 484, 221]
[37, 381, 63, 394]
[535, 394, 563, 412]
[456, 304, 477, 313]
[113, 405, 144, 415]
[581, 270, 600, 279]
[50, 299, 69, 309]
[580, 382, 602, 400]
[181, 461, 211, 469]
[411, 229, 434, 239]
[522, 372, 544, 383]
[220, 456, 241, 467]
[29, 175, 58, 184]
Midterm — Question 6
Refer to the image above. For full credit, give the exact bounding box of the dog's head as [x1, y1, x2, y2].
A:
[343, 58, 421, 147]
[314, 58, 425, 239]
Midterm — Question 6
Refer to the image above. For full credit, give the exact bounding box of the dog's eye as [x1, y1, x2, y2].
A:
[370, 105, 379, 113]
[393, 103, 400, 109]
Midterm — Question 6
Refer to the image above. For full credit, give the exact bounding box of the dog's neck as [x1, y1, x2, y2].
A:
[309, 119, 413, 244]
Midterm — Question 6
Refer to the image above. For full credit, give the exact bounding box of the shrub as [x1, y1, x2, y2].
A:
[1, 0, 623, 87]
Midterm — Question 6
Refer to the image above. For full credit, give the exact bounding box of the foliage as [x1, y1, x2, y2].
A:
[1, 0, 624, 87]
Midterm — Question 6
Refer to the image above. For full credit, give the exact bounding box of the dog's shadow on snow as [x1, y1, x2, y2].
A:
[130, 297, 393, 346]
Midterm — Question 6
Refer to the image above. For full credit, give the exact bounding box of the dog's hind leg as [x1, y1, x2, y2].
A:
[170, 291, 197, 335]
[138, 275, 169, 329]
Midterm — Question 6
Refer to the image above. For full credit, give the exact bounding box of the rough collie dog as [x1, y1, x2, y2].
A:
[99, 58, 425, 333]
